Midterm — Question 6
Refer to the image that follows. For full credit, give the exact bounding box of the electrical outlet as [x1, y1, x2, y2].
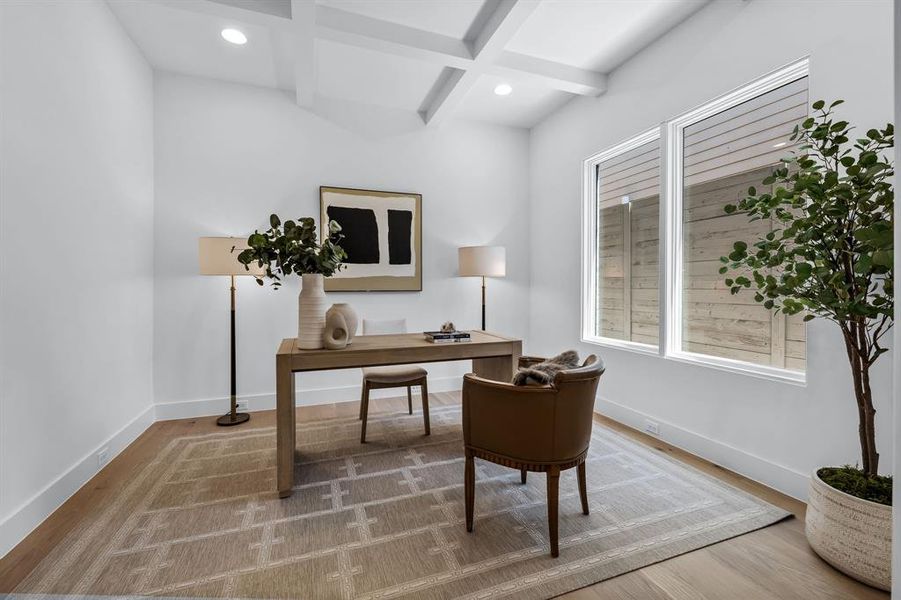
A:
[97, 447, 110, 468]
[236, 400, 249, 413]
[644, 420, 660, 436]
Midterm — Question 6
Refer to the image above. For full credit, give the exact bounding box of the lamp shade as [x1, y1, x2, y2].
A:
[458, 246, 506, 277]
[198, 237, 265, 276]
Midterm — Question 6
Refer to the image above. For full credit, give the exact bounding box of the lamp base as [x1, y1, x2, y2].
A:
[217, 412, 250, 427]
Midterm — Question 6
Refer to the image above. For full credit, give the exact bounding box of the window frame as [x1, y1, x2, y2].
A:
[581, 126, 662, 356]
[581, 57, 810, 384]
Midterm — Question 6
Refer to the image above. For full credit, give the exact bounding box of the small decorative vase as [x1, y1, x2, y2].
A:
[329, 303, 359, 344]
[323, 309, 349, 350]
[298, 273, 327, 350]
[805, 469, 891, 590]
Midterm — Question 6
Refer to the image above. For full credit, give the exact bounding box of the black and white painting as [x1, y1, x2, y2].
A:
[320, 187, 422, 291]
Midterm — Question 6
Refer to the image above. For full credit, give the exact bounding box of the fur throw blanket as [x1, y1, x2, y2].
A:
[512, 350, 580, 386]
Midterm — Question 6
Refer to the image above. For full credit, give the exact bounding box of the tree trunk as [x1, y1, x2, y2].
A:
[842, 326, 879, 476]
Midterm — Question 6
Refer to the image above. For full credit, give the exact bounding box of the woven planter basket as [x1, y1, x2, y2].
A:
[805, 469, 891, 591]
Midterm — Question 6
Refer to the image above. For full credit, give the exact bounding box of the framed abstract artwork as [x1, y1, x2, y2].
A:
[320, 186, 422, 291]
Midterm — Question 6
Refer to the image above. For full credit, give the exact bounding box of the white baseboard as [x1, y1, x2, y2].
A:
[596, 395, 810, 501]
[154, 375, 465, 421]
[0, 403, 156, 558]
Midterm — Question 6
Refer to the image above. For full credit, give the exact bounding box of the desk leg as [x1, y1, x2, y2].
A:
[472, 343, 521, 382]
[277, 356, 295, 498]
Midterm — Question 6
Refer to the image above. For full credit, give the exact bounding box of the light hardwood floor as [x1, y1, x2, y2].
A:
[0, 392, 889, 599]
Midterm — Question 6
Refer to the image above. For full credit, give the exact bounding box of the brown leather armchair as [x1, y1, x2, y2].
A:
[462, 354, 604, 557]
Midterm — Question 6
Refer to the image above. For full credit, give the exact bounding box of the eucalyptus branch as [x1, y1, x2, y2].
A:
[237, 215, 348, 287]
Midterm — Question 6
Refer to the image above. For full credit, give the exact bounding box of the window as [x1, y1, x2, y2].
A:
[583, 129, 660, 351]
[583, 58, 809, 382]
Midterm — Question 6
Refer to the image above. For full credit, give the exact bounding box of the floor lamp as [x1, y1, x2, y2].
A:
[199, 237, 263, 426]
[458, 246, 506, 330]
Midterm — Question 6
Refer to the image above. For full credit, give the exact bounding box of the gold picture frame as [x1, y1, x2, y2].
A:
[320, 186, 422, 292]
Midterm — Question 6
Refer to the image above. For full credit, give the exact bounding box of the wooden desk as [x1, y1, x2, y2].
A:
[275, 331, 521, 498]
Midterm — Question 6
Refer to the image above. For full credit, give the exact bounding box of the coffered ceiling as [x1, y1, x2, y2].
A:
[108, 0, 710, 128]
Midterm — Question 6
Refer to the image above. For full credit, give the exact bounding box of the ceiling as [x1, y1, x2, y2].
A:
[108, 0, 710, 129]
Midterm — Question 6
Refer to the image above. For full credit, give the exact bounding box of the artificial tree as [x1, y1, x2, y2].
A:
[720, 100, 893, 484]
[236, 215, 346, 285]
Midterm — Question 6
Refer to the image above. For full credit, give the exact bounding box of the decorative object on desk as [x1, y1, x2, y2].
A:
[458, 245, 505, 330]
[320, 186, 422, 292]
[236, 215, 347, 350]
[328, 302, 358, 344]
[323, 304, 358, 350]
[198, 236, 264, 426]
[718, 100, 893, 590]
[298, 274, 328, 349]
[323, 308, 349, 350]
[440, 321, 455, 333]
[424, 330, 471, 344]
[512, 350, 581, 385]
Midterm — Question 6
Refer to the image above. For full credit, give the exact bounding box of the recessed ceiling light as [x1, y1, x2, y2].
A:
[221, 28, 247, 45]
[494, 83, 512, 96]
[772, 141, 787, 148]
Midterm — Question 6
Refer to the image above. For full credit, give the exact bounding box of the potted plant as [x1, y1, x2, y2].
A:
[721, 99, 893, 590]
[237, 215, 347, 349]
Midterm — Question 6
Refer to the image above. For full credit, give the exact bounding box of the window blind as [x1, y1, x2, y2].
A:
[597, 139, 660, 209]
[684, 76, 808, 186]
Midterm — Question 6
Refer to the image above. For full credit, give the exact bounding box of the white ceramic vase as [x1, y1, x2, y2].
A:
[328, 303, 359, 344]
[298, 273, 327, 350]
[805, 469, 891, 590]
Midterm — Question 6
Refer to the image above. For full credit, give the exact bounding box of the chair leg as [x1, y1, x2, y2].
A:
[421, 379, 430, 435]
[359, 380, 366, 420]
[547, 468, 560, 557]
[465, 451, 475, 532]
[407, 386, 413, 414]
[521, 468, 527, 484]
[360, 381, 370, 443]
[577, 461, 589, 515]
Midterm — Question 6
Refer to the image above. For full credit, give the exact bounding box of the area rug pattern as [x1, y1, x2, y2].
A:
[16, 404, 789, 599]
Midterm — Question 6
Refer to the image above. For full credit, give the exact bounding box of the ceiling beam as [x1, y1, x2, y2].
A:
[145, 0, 609, 122]
[494, 51, 608, 96]
[150, 0, 290, 30]
[316, 5, 472, 68]
[419, 0, 541, 125]
[290, 0, 316, 108]
[468, 0, 538, 59]
[313, 4, 604, 98]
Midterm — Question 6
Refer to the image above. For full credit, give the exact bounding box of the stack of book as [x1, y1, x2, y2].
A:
[423, 330, 472, 344]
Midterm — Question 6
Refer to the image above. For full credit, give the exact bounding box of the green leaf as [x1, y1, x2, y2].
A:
[812, 100, 825, 110]
[873, 250, 893, 267]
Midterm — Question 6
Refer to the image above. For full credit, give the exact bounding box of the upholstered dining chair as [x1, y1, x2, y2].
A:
[462, 354, 604, 557]
[358, 318, 430, 443]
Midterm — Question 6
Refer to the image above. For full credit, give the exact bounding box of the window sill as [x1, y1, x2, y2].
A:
[580, 335, 660, 357]
[666, 350, 806, 386]
[581, 335, 806, 386]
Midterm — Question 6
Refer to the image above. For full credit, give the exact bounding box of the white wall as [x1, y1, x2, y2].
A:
[529, 0, 894, 500]
[0, 0, 155, 555]
[153, 73, 530, 417]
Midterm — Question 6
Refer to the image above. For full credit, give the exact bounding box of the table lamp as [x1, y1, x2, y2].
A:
[458, 246, 506, 330]
[199, 237, 264, 426]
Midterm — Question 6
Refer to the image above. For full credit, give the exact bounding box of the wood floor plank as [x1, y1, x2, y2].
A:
[573, 570, 676, 600]
[0, 392, 889, 600]
[705, 529, 886, 600]
[642, 546, 782, 600]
